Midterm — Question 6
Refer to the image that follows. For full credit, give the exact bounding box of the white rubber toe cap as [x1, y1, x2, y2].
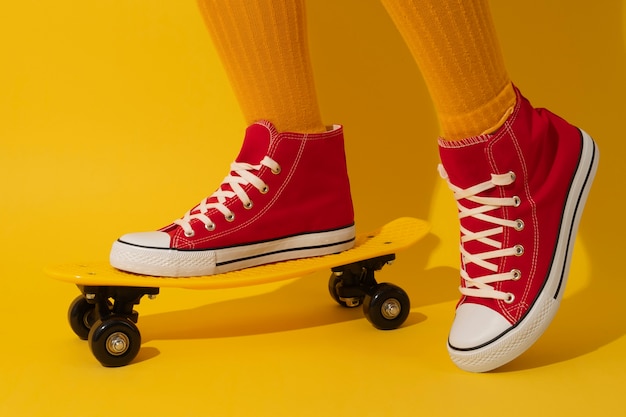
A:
[448, 303, 512, 350]
[117, 231, 171, 249]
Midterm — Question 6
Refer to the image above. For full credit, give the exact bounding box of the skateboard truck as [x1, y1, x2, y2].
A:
[79, 284, 160, 324]
[328, 254, 410, 330]
[68, 285, 160, 367]
[330, 254, 395, 307]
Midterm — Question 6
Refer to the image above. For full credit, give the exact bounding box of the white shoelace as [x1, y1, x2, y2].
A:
[439, 165, 524, 303]
[174, 156, 281, 237]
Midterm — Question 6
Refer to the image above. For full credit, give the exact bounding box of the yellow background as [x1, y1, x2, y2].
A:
[1, 1, 624, 416]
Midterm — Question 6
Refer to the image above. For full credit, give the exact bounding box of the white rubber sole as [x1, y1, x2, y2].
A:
[448, 129, 599, 372]
[110, 225, 356, 277]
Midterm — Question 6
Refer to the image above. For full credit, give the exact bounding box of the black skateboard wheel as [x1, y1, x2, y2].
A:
[88, 317, 141, 367]
[363, 283, 410, 330]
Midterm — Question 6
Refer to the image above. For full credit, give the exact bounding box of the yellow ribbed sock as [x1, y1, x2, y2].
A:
[381, 0, 517, 140]
[197, 0, 325, 133]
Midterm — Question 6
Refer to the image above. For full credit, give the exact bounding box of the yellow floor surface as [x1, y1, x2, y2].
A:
[1, 1, 625, 416]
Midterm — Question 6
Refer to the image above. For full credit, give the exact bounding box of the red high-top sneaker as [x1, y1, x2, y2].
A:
[110, 121, 355, 277]
[439, 86, 599, 372]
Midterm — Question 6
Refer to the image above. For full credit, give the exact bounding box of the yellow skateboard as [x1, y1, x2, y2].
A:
[47, 217, 429, 367]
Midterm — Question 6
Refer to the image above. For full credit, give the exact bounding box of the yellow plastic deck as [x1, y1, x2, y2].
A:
[45, 217, 429, 290]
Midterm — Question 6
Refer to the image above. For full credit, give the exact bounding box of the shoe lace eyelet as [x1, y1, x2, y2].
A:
[243, 201, 253, 209]
[509, 171, 517, 182]
[513, 196, 521, 207]
[514, 219, 525, 231]
[514, 244, 524, 256]
[271, 165, 281, 175]
[504, 293, 515, 304]
[205, 223, 216, 232]
[184, 230, 195, 238]
[260, 185, 269, 194]
[511, 269, 521, 281]
[225, 212, 235, 222]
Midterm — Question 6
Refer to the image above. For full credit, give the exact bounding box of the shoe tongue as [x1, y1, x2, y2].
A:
[438, 136, 493, 189]
[439, 137, 501, 285]
[235, 120, 278, 163]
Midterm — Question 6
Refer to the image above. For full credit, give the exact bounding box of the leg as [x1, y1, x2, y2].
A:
[197, 0, 325, 133]
[381, 0, 599, 371]
[381, 0, 516, 140]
